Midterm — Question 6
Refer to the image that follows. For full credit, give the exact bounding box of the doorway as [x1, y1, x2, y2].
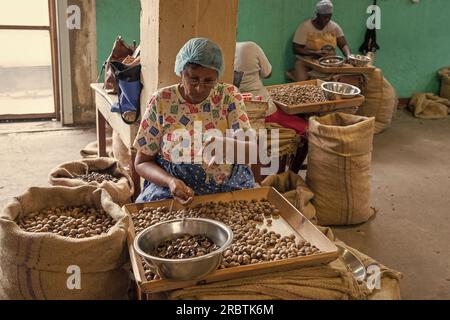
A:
[0, 0, 59, 121]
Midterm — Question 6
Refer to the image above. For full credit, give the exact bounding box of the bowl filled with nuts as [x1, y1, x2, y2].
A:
[318, 55, 345, 67]
[320, 82, 361, 100]
[347, 54, 372, 67]
[134, 218, 233, 281]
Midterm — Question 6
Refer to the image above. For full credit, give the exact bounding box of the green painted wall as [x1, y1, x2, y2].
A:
[237, 0, 450, 98]
[95, 0, 141, 80]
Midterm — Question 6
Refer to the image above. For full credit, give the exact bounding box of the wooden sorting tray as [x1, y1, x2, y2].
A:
[299, 56, 376, 74]
[124, 187, 338, 296]
[267, 79, 365, 115]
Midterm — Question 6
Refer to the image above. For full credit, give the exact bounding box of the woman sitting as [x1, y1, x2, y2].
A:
[133, 38, 256, 205]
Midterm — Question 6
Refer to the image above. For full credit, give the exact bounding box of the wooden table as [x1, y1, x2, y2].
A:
[299, 57, 375, 74]
[90, 83, 141, 200]
[267, 80, 365, 115]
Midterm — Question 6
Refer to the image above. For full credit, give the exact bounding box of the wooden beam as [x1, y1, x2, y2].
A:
[0, 25, 50, 30]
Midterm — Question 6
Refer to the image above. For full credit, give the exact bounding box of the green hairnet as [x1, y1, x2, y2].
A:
[174, 38, 224, 78]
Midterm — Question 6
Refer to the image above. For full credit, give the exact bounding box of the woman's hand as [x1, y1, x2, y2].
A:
[168, 178, 194, 205]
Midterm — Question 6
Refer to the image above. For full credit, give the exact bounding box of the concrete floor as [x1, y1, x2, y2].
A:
[0, 110, 449, 299]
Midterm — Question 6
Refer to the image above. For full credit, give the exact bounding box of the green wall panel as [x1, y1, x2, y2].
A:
[237, 0, 450, 97]
[94, 0, 450, 97]
[95, 0, 141, 80]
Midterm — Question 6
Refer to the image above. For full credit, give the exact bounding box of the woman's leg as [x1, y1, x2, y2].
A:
[294, 59, 312, 82]
[265, 108, 308, 136]
[265, 108, 309, 173]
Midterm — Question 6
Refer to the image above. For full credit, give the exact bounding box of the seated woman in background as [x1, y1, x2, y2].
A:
[133, 38, 256, 205]
[288, 0, 351, 81]
[234, 41, 308, 172]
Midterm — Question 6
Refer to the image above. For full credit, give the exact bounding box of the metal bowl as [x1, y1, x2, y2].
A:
[134, 218, 233, 281]
[347, 54, 372, 67]
[336, 244, 366, 282]
[321, 81, 361, 100]
[319, 56, 345, 67]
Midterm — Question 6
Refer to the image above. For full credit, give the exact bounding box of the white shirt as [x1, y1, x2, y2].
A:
[234, 42, 276, 116]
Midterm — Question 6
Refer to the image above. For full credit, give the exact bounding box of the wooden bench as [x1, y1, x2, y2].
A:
[90, 83, 141, 200]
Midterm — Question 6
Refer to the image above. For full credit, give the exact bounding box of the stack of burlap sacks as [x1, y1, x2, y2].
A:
[251, 123, 300, 183]
[244, 100, 268, 129]
[407, 67, 450, 120]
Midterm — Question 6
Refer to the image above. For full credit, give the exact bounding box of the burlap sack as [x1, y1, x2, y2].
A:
[49, 157, 133, 205]
[0, 186, 130, 300]
[261, 171, 317, 223]
[438, 67, 450, 100]
[306, 113, 375, 226]
[409, 93, 450, 119]
[357, 68, 397, 134]
[112, 131, 132, 175]
[80, 138, 113, 158]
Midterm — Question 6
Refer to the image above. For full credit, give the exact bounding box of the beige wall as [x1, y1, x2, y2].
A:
[140, 0, 238, 111]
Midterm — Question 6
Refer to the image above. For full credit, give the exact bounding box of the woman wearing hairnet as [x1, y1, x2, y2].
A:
[133, 38, 256, 204]
[288, 0, 351, 81]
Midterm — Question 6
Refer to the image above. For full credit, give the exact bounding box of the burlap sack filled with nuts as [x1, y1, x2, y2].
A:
[251, 124, 300, 183]
[261, 171, 317, 224]
[0, 186, 130, 300]
[306, 113, 375, 226]
[357, 68, 397, 134]
[49, 157, 133, 205]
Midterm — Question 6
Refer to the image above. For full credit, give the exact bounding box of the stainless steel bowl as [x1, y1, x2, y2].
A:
[348, 54, 372, 67]
[336, 244, 366, 282]
[134, 218, 233, 281]
[319, 56, 345, 67]
[321, 81, 361, 100]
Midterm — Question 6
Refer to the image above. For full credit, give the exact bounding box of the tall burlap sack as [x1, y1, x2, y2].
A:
[306, 113, 375, 226]
[112, 131, 132, 175]
[0, 186, 130, 300]
[357, 68, 397, 134]
[80, 138, 113, 158]
[261, 171, 317, 223]
[438, 67, 450, 100]
[409, 93, 450, 119]
[49, 157, 134, 205]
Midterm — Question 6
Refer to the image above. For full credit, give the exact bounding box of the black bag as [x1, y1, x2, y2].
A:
[110, 60, 142, 124]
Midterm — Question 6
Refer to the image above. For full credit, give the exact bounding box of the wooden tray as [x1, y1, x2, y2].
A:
[299, 56, 376, 74]
[124, 187, 338, 297]
[267, 79, 365, 115]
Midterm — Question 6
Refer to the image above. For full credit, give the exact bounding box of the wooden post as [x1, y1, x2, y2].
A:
[140, 0, 238, 113]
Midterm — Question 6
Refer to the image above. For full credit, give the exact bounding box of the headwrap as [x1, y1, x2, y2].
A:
[316, 0, 334, 15]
